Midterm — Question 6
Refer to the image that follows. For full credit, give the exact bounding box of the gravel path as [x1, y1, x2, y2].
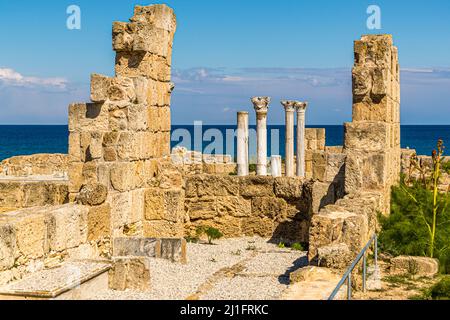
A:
[91, 237, 308, 300]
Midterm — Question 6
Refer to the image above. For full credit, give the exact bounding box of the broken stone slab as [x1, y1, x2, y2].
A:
[109, 256, 151, 292]
[290, 266, 339, 283]
[390, 256, 439, 277]
[113, 237, 161, 258]
[112, 237, 186, 264]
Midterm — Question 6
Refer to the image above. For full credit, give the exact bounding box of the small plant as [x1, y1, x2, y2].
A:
[185, 236, 199, 244]
[278, 242, 286, 249]
[231, 249, 242, 256]
[196, 226, 223, 244]
[249, 164, 257, 173]
[291, 243, 305, 251]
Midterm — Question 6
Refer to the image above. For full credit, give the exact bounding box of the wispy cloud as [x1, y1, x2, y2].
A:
[0, 68, 68, 90]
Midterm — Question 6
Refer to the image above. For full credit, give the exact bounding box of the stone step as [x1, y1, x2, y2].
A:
[0, 260, 111, 300]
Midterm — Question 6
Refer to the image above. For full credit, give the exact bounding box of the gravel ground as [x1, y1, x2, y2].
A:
[91, 237, 308, 300]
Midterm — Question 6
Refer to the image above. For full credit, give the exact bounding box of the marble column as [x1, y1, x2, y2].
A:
[252, 97, 271, 176]
[295, 102, 308, 178]
[281, 101, 296, 177]
[237, 111, 249, 176]
[271, 155, 282, 177]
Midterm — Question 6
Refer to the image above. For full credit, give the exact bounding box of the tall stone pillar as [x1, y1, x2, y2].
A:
[344, 34, 401, 214]
[295, 102, 308, 178]
[237, 112, 249, 176]
[252, 97, 271, 176]
[281, 101, 296, 177]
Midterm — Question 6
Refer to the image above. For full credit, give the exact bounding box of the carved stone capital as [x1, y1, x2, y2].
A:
[294, 101, 308, 113]
[280, 100, 296, 113]
[252, 97, 271, 114]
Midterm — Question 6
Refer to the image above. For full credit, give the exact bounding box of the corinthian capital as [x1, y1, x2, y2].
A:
[281, 100, 296, 113]
[294, 101, 308, 113]
[251, 97, 271, 114]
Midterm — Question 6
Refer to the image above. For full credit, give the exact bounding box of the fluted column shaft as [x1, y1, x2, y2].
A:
[252, 97, 271, 176]
[237, 112, 249, 176]
[295, 102, 308, 178]
[281, 101, 296, 177]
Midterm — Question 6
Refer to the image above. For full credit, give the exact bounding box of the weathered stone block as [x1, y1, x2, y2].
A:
[239, 176, 275, 197]
[160, 238, 187, 263]
[69, 103, 109, 133]
[185, 197, 216, 220]
[311, 181, 335, 213]
[274, 177, 303, 199]
[390, 256, 439, 277]
[216, 196, 251, 218]
[132, 4, 177, 33]
[90, 73, 112, 103]
[113, 237, 160, 258]
[251, 197, 287, 221]
[109, 257, 151, 292]
[78, 183, 108, 206]
[344, 122, 390, 152]
[11, 210, 49, 259]
[185, 175, 239, 198]
[48, 205, 88, 252]
[88, 204, 111, 241]
[0, 224, 16, 271]
[241, 217, 274, 238]
[143, 220, 184, 238]
[317, 243, 353, 270]
[110, 162, 134, 192]
[145, 188, 183, 222]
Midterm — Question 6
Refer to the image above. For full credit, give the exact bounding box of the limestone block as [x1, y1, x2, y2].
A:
[88, 204, 111, 241]
[68, 132, 81, 162]
[90, 73, 112, 103]
[0, 182, 22, 209]
[344, 122, 390, 152]
[305, 129, 317, 141]
[109, 109, 128, 132]
[113, 237, 160, 258]
[109, 257, 151, 292]
[311, 181, 335, 213]
[110, 162, 134, 192]
[317, 243, 353, 270]
[251, 197, 287, 221]
[109, 191, 132, 230]
[290, 266, 337, 284]
[158, 106, 171, 132]
[144, 188, 184, 222]
[128, 104, 149, 131]
[143, 220, 184, 238]
[241, 217, 274, 238]
[344, 150, 388, 194]
[239, 176, 275, 197]
[10, 210, 50, 259]
[48, 205, 88, 252]
[107, 77, 137, 103]
[185, 197, 217, 220]
[185, 175, 239, 198]
[68, 162, 84, 193]
[390, 256, 439, 277]
[187, 215, 242, 238]
[132, 4, 177, 33]
[272, 219, 310, 243]
[0, 224, 16, 271]
[216, 196, 251, 218]
[325, 153, 346, 183]
[69, 103, 109, 133]
[115, 52, 171, 82]
[274, 177, 303, 200]
[308, 207, 369, 263]
[160, 238, 187, 263]
[81, 162, 99, 186]
[355, 35, 393, 68]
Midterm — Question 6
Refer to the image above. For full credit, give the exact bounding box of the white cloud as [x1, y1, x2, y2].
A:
[0, 68, 68, 89]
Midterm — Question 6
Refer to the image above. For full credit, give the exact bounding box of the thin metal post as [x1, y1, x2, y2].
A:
[362, 254, 367, 293]
[374, 235, 378, 269]
[347, 276, 352, 300]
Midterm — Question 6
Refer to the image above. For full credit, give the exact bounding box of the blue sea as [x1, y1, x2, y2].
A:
[0, 125, 449, 161]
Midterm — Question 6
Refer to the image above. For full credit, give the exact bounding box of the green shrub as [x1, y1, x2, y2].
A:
[379, 140, 450, 274]
[291, 243, 305, 251]
[249, 164, 257, 173]
[420, 277, 450, 300]
[278, 242, 286, 249]
[196, 227, 224, 244]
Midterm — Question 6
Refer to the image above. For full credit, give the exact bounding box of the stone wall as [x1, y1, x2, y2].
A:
[308, 35, 401, 267]
[67, 5, 178, 243]
[183, 175, 313, 244]
[0, 204, 101, 285]
[0, 181, 68, 214]
[0, 154, 68, 178]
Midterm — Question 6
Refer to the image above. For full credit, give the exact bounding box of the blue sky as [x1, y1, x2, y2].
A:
[0, 0, 449, 124]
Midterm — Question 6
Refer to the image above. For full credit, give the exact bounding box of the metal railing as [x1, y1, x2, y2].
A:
[328, 234, 378, 300]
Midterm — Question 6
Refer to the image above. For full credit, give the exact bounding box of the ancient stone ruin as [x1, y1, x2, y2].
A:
[0, 4, 411, 299]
